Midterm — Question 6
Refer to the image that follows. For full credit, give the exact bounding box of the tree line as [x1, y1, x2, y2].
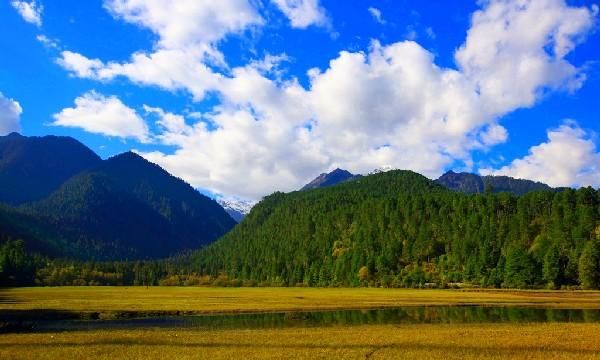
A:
[191, 172, 600, 289]
[2, 171, 600, 289]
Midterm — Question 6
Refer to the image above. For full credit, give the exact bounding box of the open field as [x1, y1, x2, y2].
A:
[2, 288, 600, 359]
[2, 287, 600, 316]
[1, 323, 600, 359]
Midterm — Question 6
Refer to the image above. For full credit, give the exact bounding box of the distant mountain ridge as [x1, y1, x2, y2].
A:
[301, 168, 361, 190]
[436, 170, 555, 195]
[0, 133, 569, 260]
[301, 167, 557, 196]
[0, 134, 236, 260]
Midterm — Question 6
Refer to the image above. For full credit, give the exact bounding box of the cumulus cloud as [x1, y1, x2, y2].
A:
[368, 7, 385, 25]
[141, 65, 327, 199]
[57, 51, 103, 78]
[456, 0, 597, 114]
[103, 0, 263, 49]
[307, 41, 481, 177]
[271, 0, 329, 28]
[481, 122, 600, 188]
[54, 0, 598, 200]
[0, 92, 22, 136]
[58, 0, 262, 100]
[480, 124, 509, 147]
[11, 0, 42, 27]
[59, 49, 223, 101]
[52, 91, 150, 142]
[143, 105, 193, 144]
[140, 0, 596, 199]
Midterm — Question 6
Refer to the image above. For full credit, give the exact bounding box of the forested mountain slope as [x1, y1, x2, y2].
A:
[0, 204, 76, 258]
[193, 170, 600, 289]
[19, 152, 236, 260]
[0, 134, 236, 261]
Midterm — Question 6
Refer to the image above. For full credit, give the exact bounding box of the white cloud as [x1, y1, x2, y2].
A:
[103, 0, 263, 49]
[481, 122, 600, 188]
[456, 0, 597, 114]
[307, 40, 483, 177]
[11, 0, 42, 27]
[36, 34, 59, 49]
[249, 53, 291, 76]
[140, 65, 326, 199]
[73, 49, 223, 101]
[57, 51, 103, 78]
[368, 7, 385, 24]
[52, 91, 150, 143]
[58, 0, 262, 100]
[55, 0, 598, 200]
[480, 123, 508, 147]
[0, 92, 22, 136]
[271, 0, 329, 28]
[143, 105, 192, 145]
[141, 1, 596, 200]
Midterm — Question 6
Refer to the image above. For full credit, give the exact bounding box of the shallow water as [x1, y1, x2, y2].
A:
[24, 306, 600, 332]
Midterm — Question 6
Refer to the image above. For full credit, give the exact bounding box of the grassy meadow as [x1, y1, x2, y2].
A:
[2, 287, 600, 315]
[2, 287, 600, 359]
[1, 323, 600, 359]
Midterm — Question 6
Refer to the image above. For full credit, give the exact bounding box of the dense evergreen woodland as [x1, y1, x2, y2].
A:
[192, 171, 600, 289]
[2, 169, 600, 289]
[0, 238, 194, 287]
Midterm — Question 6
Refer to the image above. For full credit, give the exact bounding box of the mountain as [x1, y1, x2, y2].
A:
[218, 199, 255, 222]
[0, 133, 101, 205]
[301, 168, 361, 190]
[21, 171, 174, 259]
[302, 168, 555, 195]
[20, 152, 236, 260]
[435, 171, 485, 193]
[0, 134, 236, 260]
[193, 170, 445, 280]
[192, 169, 599, 289]
[436, 170, 554, 195]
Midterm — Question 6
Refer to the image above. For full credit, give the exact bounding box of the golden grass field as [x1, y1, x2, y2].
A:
[1, 323, 600, 359]
[2, 287, 600, 359]
[2, 287, 600, 314]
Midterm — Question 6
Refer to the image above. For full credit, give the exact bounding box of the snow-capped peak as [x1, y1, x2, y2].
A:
[218, 198, 256, 222]
[369, 165, 395, 175]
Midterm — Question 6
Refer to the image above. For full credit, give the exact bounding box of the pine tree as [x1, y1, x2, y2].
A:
[503, 246, 536, 288]
[579, 240, 600, 289]
[543, 244, 561, 288]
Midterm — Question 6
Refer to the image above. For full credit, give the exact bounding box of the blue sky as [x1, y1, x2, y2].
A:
[1, 0, 599, 200]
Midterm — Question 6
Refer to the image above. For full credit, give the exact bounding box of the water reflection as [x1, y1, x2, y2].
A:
[32, 306, 600, 332]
